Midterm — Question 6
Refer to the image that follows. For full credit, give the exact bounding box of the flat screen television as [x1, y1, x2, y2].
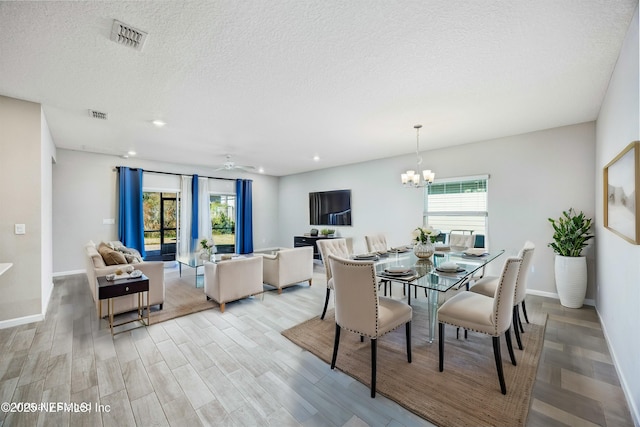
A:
[309, 189, 352, 226]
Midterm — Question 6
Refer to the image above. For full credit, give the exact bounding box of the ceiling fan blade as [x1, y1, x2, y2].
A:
[236, 165, 256, 171]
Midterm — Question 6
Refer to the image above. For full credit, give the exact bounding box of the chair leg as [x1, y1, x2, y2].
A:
[370, 338, 377, 398]
[512, 306, 523, 350]
[360, 335, 364, 342]
[331, 324, 341, 369]
[505, 327, 517, 366]
[438, 322, 445, 372]
[517, 306, 525, 333]
[521, 300, 530, 324]
[492, 336, 507, 395]
[406, 322, 412, 363]
[220, 303, 225, 313]
[321, 288, 331, 320]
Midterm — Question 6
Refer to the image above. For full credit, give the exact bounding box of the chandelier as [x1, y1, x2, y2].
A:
[401, 124, 435, 187]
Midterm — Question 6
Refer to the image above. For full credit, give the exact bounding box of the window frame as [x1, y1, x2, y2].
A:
[423, 174, 489, 245]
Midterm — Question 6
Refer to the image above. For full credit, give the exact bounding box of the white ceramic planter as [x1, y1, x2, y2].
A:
[554, 255, 587, 308]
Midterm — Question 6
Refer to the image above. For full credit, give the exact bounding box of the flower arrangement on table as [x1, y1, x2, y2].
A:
[199, 238, 217, 260]
[412, 226, 440, 244]
[411, 226, 440, 259]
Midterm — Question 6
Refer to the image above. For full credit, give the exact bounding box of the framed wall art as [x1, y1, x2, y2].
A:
[603, 141, 640, 244]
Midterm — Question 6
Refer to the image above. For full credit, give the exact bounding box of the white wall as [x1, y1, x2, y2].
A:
[595, 5, 639, 424]
[40, 109, 56, 314]
[52, 149, 280, 273]
[279, 122, 596, 298]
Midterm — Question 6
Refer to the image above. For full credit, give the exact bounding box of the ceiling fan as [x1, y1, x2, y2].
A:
[212, 154, 256, 172]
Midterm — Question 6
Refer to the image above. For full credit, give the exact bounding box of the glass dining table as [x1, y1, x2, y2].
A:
[371, 248, 505, 343]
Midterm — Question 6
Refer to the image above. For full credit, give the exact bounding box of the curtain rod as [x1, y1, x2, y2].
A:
[114, 166, 239, 182]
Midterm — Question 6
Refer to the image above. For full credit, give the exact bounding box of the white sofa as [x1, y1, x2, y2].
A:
[257, 246, 314, 294]
[204, 256, 263, 312]
[84, 241, 165, 316]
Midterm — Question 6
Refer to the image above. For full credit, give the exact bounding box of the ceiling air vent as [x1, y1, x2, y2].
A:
[89, 110, 108, 120]
[110, 20, 148, 51]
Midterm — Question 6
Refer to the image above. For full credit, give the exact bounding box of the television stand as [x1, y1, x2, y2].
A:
[294, 235, 336, 260]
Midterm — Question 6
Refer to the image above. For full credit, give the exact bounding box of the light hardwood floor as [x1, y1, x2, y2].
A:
[0, 264, 635, 427]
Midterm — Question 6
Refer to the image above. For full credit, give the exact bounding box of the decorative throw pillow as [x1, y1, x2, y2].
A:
[117, 246, 143, 263]
[123, 253, 142, 264]
[98, 243, 127, 265]
[108, 241, 125, 250]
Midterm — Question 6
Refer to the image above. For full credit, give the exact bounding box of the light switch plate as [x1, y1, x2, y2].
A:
[103, 218, 115, 225]
[15, 224, 26, 235]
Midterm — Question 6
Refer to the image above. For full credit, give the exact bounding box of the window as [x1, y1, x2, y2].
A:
[210, 194, 235, 253]
[424, 175, 488, 238]
[143, 192, 178, 260]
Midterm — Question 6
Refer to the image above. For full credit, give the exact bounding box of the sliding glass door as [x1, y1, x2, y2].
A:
[143, 192, 178, 260]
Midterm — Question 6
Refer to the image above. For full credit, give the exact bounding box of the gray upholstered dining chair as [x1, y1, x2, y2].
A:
[316, 238, 351, 319]
[469, 241, 535, 350]
[328, 254, 412, 398]
[437, 256, 522, 395]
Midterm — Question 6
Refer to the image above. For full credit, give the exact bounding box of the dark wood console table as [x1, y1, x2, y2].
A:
[97, 274, 150, 336]
[294, 235, 336, 260]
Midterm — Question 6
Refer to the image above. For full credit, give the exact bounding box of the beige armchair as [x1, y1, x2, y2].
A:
[328, 254, 412, 398]
[204, 256, 263, 313]
[470, 241, 535, 350]
[316, 238, 351, 320]
[438, 256, 522, 394]
[260, 246, 313, 294]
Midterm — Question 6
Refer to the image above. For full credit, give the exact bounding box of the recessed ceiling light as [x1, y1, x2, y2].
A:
[152, 120, 166, 127]
[258, 167, 264, 173]
[313, 155, 320, 162]
[128, 150, 136, 156]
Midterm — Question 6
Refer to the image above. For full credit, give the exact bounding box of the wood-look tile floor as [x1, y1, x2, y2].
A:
[0, 265, 634, 427]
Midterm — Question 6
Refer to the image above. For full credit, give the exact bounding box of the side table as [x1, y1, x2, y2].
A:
[97, 274, 150, 336]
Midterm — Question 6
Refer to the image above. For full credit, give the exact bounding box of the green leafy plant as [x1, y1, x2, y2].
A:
[412, 226, 440, 244]
[320, 228, 335, 236]
[548, 208, 594, 257]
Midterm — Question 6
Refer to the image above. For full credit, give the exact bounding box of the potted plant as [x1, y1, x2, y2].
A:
[548, 208, 594, 308]
[320, 229, 335, 237]
[412, 226, 440, 259]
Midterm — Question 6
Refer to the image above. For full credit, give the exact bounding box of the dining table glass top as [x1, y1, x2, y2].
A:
[370, 248, 505, 292]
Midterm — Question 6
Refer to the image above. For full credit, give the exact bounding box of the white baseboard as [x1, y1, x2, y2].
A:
[597, 308, 640, 427]
[0, 313, 45, 330]
[53, 269, 85, 277]
[526, 289, 595, 307]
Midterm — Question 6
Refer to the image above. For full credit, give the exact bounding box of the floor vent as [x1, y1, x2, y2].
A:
[110, 20, 148, 51]
[89, 110, 108, 120]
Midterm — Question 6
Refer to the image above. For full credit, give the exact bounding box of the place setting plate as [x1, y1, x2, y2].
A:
[435, 267, 466, 273]
[382, 266, 415, 277]
[435, 262, 465, 274]
[353, 253, 379, 261]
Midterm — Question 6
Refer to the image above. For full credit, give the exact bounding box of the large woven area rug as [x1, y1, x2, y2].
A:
[282, 300, 546, 427]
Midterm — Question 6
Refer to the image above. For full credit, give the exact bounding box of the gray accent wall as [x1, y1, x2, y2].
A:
[595, 5, 639, 425]
[0, 95, 55, 323]
[279, 122, 596, 299]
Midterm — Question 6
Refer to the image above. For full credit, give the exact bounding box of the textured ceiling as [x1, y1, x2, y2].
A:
[0, 1, 636, 176]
